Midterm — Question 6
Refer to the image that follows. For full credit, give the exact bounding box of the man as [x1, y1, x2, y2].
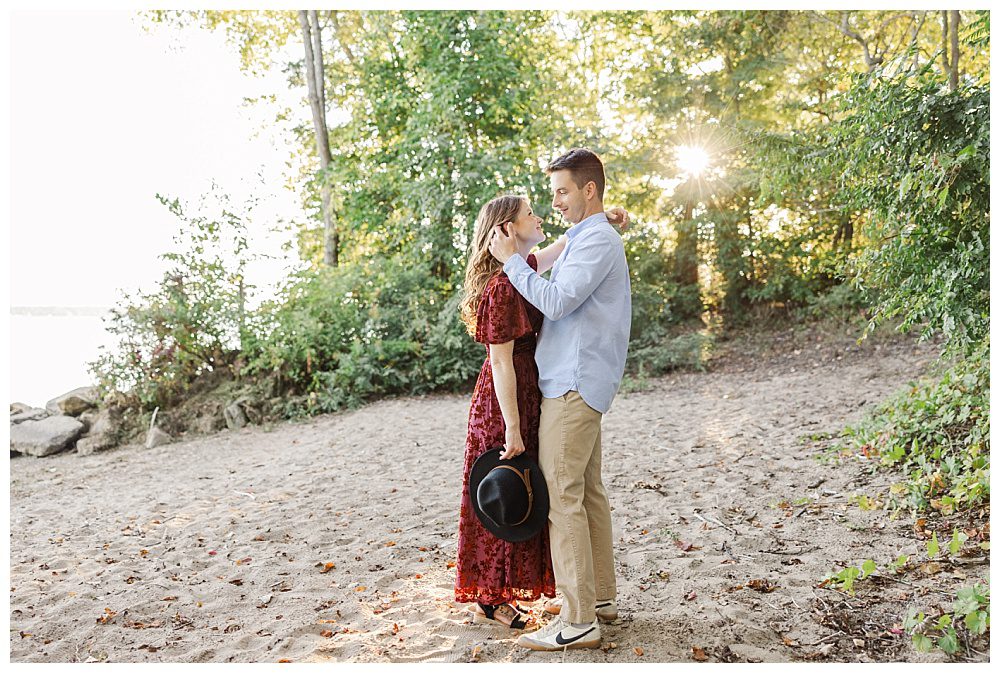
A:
[488, 147, 631, 651]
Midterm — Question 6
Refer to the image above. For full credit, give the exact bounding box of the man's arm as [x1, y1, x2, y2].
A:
[503, 232, 616, 321]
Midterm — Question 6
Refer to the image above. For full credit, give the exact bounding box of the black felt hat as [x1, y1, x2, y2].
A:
[470, 448, 549, 543]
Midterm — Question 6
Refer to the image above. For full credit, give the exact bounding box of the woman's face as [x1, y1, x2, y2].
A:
[508, 199, 545, 247]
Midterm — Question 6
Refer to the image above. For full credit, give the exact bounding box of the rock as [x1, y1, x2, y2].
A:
[11, 407, 50, 425]
[10, 415, 85, 457]
[224, 400, 249, 430]
[10, 402, 34, 414]
[77, 435, 109, 456]
[78, 409, 98, 433]
[45, 386, 99, 417]
[194, 411, 226, 435]
[145, 426, 172, 449]
[82, 407, 115, 437]
[76, 408, 119, 455]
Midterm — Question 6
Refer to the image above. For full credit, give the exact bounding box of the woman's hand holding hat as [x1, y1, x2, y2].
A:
[500, 425, 526, 460]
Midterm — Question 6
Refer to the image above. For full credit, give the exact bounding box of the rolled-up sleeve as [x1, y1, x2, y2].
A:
[503, 232, 615, 321]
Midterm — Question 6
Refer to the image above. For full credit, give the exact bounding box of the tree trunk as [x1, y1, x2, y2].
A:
[941, 11, 950, 80]
[949, 10, 960, 91]
[299, 10, 338, 266]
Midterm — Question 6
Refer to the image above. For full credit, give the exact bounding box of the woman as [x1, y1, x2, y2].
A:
[454, 194, 627, 629]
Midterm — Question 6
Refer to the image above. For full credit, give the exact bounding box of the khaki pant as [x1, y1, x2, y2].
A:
[539, 391, 616, 624]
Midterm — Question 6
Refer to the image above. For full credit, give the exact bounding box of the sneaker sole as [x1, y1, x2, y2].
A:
[518, 636, 602, 651]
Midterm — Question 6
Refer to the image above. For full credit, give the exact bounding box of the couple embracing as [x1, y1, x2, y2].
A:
[454, 148, 631, 651]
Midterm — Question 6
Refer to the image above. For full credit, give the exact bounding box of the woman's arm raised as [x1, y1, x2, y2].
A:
[532, 235, 567, 275]
[531, 207, 629, 276]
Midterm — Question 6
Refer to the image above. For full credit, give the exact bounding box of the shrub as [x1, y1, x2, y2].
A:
[88, 190, 256, 410]
[840, 341, 989, 514]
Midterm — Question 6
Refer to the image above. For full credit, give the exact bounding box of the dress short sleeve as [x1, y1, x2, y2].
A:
[475, 259, 537, 345]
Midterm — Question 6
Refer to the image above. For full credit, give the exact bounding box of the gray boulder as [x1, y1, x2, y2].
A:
[145, 426, 172, 449]
[11, 407, 50, 425]
[45, 386, 99, 417]
[77, 435, 111, 456]
[76, 408, 119, 455]
[10, 402, 34, 414]
[224, 400, 249, 430]
[10, 415, 85, 457]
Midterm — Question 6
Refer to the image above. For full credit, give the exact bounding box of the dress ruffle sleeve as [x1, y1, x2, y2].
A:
[474, 254, 538, 345]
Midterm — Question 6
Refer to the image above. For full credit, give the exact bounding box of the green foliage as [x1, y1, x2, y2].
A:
[823, 557, 881, 595]
[241, 256, 481, 415]
[88, 188, 257, 410]
[841, 343, 989, 513]
[815, 69, 989, 354]
[114, 10, 988, 458]
[905, 583, 990, 655]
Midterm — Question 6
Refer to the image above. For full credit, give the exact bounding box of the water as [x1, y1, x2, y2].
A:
[9, 311, 120, 409]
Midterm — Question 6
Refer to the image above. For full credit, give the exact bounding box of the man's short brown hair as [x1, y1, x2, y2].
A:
[545, 147, 605, 200]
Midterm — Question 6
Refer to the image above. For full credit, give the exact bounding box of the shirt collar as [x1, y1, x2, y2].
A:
[565, 211, 609, 240]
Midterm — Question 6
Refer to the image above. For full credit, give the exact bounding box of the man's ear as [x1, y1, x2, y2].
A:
[584, 181, 597, 201]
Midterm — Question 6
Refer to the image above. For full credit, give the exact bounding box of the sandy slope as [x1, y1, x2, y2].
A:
[9, 330, 985, 663]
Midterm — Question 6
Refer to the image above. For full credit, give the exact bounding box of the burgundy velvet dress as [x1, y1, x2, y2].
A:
[454, 254, 557, 605]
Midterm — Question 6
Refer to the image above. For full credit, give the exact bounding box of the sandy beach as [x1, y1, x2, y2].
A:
[10, 329, 985, 663]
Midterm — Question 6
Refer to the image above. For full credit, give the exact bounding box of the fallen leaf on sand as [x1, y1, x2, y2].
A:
[161, 596, 178, 601]
[471, 645, 482, 661]
[634, 647, 644, 656]
[229, 579, 244, 586]
[685, 591, 697, 601]
[392, 623, 400, 635]
[920, 562, 942, 575]
[746, 579, 778, 593]
[414, 574, 423, 579]
[674, 539, 701, 552]
[320, 630, 334, 638]
[601, 642, 618, 652]
[96, 608, 117, 624]
[320, 562, 336, 574]
[446, 561, 456, 569]
[691, 646, 709, 661]
[278, 659, 292, 663]
[355, 586, 367, 592]
[781, 636, 799, 647]
[386, 541, 397, 547]
[419, 547, 429, 552]
[208, 550, 217, 556]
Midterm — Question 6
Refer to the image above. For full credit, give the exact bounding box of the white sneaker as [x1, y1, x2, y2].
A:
[543, 597, 618, 622]
[517, 617, 601, 651]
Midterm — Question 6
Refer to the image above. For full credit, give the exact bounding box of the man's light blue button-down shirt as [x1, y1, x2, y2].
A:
[502, 212, 631, 414]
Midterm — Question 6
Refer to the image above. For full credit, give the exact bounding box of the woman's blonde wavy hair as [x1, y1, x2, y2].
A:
[459, 194, 527, 336]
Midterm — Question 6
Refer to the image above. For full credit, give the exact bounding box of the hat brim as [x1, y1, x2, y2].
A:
[469, 448, 549, 543]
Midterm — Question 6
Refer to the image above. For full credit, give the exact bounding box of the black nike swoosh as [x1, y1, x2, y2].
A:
[555, 626, 595, 645]
[596, 602, 612, 608]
